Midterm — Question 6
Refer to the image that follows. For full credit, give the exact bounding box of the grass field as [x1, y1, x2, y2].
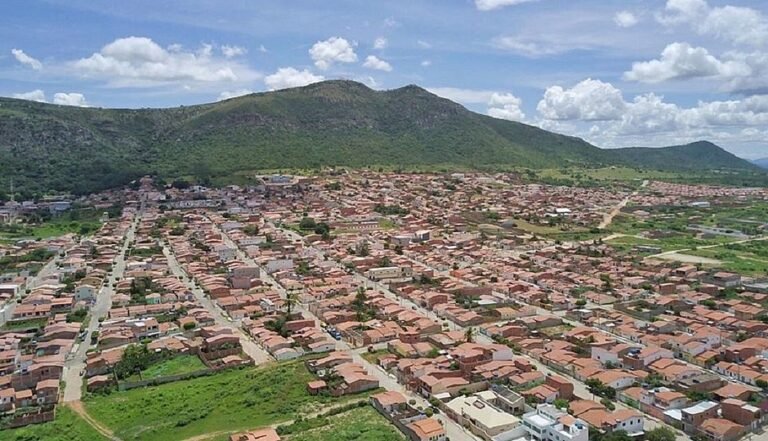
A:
[83, 360, 367, 441]
[684, 240, 768, 276]
[124, 355, 207, 382]
[285, 405, 404, 441]
[0, 406, 108, 441]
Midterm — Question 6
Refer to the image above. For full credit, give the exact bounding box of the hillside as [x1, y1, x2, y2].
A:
[0, 80, 760, 196]
[752, 158, 768, 169]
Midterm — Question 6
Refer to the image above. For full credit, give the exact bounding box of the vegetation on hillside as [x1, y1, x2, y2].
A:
[1, 80, 761, 196]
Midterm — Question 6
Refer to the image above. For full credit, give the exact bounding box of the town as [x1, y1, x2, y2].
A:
[1, 171, 768, 441]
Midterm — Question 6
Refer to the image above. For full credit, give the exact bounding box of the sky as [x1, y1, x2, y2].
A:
[1, 0, 767, 159]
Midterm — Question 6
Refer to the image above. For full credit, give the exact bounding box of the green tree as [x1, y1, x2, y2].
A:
[646, 427, 677, 441]
[299, 217, 316, 230]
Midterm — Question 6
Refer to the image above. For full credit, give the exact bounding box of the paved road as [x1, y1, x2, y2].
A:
[160, 238, 272, 365]
[62, 217, 138, 402]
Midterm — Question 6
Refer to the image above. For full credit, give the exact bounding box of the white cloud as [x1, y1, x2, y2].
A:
[12, 89, 46, 102]
[537, 79, 626, 121]
[309, 37, 357, 70]
[72, 36, 258, 86]
[487, 93, 525, 121]
[10, 90, 89, 106]
[657, 0, 768, 47]
[427, 87, 496, 104]
[493, 36, 566, 57]
[264, 67, 324, 90]
[475, 0, 537, 11]
[614, 11, 639, 28]
[624, 42, 749, 83]
[417, 40, 432, 49]
[421, 60, 432, 67]
[221, 45, 246, 58]
[11, 49, 42, 70]
[362, 55, 392, 72]
[258, 45, 268, 53]
[217, 89, 254, 101]
[373, 37, 388, 50]
[53, 92, 88, 107]
[533, 77, 768, 154]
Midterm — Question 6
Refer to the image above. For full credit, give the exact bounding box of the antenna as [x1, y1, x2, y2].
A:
[9, 178, 14, 203]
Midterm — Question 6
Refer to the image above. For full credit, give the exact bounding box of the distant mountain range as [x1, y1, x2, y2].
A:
[0, 80, 761, 196]
[752, 158, 768, 169]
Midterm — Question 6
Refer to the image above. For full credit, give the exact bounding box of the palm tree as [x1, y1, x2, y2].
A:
[464, 327, 476, 343]
[285, 292, 298, 316]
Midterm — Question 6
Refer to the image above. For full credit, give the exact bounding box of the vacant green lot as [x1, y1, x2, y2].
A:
[0, 406, 108, 441]
[285, 406, 403, 441]
[83, 360, 363, 441]
[685, 240, 768, 276]
[125, 355, 207, 382]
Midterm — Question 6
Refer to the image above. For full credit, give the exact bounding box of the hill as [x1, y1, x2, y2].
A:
[752, 158, 768, 169]
[0, 80, 760, 196]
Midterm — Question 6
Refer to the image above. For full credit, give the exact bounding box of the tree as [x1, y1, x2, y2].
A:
[352, 287, 368, 321]
[575, 298, 587, 307]
[553, 398, 570, 411]
[756, 379, 768, 389]
[285, 292, 298, 316]
[646, 427, 677, 441]
[464, 327, 476, 343]
[243, 224, 259, 236]
[299, 217, 317, 230]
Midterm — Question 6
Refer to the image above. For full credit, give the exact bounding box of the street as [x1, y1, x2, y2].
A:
[62, 216, 138, 402]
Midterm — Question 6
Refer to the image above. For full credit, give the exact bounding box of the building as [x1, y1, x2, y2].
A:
[523, 404, 589, 441]
[406, 418, 446, 441]
[444, 393, 525, 441]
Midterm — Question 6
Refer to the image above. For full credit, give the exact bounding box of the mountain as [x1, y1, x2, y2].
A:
[0, 80, 760, 196]
[752, 158, 768, 169]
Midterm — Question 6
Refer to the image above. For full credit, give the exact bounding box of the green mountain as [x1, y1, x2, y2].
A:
[0, 80, 760, 196]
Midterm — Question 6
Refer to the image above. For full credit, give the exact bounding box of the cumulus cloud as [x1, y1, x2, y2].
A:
[362, 55, 392, 72]
[614, 11, 639, 28]
[533, 77, 768, 153]
[217, 89, 254, 101]
[11, 49, 42, 70]
[53, 92, 88, 107]
[475, 0, 537, 11]
[11, 90, 88, 106]
[12, 89, 46, 102]
[373, 37, 388, 50]
[624, 42, 749, 83]
[221, 45, 246, 58]
[537, 79, 626, 121]
[72, 36, 258, 86]
[309, 37, 357, 70]
[421, 60, 432, 67]
[264, 67, 325, 90]
[657, 0, 768, 47]
[487, 93, 525, 121]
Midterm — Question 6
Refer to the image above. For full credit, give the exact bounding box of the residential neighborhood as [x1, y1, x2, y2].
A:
[1, 172, 768, 441]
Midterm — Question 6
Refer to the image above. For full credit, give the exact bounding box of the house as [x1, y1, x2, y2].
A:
[522, 404, 588, 441]
[444, 393, 524, 440]
[406, 418, 446, 441]
[699, 418, 744, 441]
[681, 401, 719, 434]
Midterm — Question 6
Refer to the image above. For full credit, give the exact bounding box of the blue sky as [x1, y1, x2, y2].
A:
[2, 0, 767, 158]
